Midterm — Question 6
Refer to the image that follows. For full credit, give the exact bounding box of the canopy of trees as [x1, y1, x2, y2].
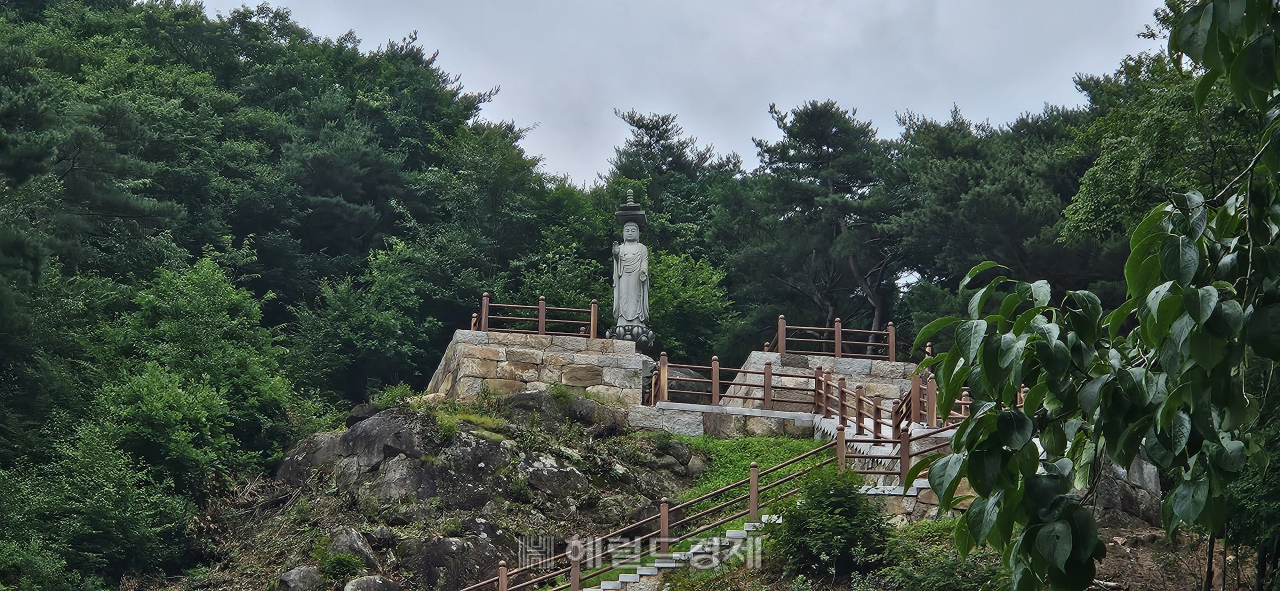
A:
[0, 0, 1275, 589]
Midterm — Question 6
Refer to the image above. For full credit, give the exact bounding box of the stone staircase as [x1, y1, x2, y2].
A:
[581, 515, 781, 591]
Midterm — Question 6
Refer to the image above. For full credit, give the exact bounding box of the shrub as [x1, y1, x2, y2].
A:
[768, 466, 888, 576]
[318, 553, 364, 580]
[879, 518, 1005, 591]
[374, 383, 414, 409]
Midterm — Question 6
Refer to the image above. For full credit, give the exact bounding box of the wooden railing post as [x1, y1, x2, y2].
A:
[925, 341, 934, 357]
[837, 378, 847, 425]
[777, 315, 787, 355]
[962, 387, 971, 418]
[748, 463, 760, 522]
[823, 370, 833, 419]
[660, 497, 670, 554]
[762, 362, 774, 410]
[886, 322, 897, 361]
[926, 377, 938, 427]
[899, 419, 912, 492]
[834, 317, 843, 358]
[590, 299, 598, 339]
[813, 369, 822, 414]
[569, 535, 582, 591]
[836, 425, 847, 473]
[497, 560, 508, 591]
[480, 292, 490, 331]
[658, 353, 669, 404]
[537, 296, 547, 335]
[470, 313, 478, 331]
[710, 356, 720, 405]
[874, 390, 884, 437]
[911, 375, 924, 424]
[856, 384, 865, 435]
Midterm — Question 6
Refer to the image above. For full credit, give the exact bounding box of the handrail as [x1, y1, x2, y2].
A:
[765, 315, 896, 361]
[475, 293, 598, 339]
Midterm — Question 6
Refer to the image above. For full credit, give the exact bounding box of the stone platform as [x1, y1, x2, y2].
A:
[426, 330, 651, 403]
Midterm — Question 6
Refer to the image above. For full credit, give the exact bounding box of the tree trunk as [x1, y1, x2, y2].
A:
[1206, 535, 1216, 591]
[1257, 543, 1267, 591]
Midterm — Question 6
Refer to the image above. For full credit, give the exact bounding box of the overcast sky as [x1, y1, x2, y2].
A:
[201, 0, 1166, 185]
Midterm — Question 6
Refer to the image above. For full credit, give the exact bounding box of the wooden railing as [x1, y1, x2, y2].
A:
[458, 441, 841, 591]
[763, 315, 896, 361]
[652, 353, 816, 409]
[471, 293, 598, 339]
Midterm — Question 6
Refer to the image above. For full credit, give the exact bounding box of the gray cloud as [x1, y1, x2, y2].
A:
[201, 0, 1164, 184]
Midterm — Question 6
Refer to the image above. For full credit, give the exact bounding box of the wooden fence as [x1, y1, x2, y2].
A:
[457, 441, 839, 591]
[471, 293, 598, 339]
[763, 315, 896, 361]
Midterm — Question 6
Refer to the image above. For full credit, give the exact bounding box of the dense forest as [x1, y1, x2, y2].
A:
[0, 0, 1277, 589]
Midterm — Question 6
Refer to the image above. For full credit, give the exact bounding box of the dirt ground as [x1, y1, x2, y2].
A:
[1094, 526, 1258, 591]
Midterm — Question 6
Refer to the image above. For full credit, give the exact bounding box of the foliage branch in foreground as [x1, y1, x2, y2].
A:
[909, 2, 1280, 588]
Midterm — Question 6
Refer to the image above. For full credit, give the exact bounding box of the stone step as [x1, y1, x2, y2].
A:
[761, 514, 783, 523]
[744, 521, 765, 531]
[671, 552, 690, 561]
[601, 582, 622, 591]
[637, 567, 659, 576]
[619, 574, 640, 583]
[726, 530, 747, 539]
[654, 559, 681, 569]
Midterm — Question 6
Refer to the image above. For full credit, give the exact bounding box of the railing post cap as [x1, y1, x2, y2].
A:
[591, 299, 597, 304]
[712, 355, 718, 362]
[778, 314, 785, 320]
[482, 291, 490, 297]
[764, 360, 772, 366]
[499, 560, 507, 567]
[660, 351, 667, 358]
[660, 496, 668, 504]
[539, 295, 545, 301]
[887, 321, 895, 327]
[472, 312, 478, 317]
[750, 461, 758, 468]
[837, 424, 845, 432]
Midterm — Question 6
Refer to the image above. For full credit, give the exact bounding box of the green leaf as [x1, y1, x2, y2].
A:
[954, 515, 974, 560]
[997, 410, 1034, 450]
[1205, 299, 1244, 338]
[1036, 521, 1073, 571]
[1172, 478, 1209, 524]
[1247, 304, 1280, 360]
[1028, 280, 1052, 307]
[1189, 328, 1226, 370]
[912, 316, 961, 353]
[1171, 410, 1192, 455]
[1079, 374, 1112, 417]
[903, 452, 944, 486]
[1068, 506, 1101, 564]
[967, 448, 1004, 497]
[1184, 286, 1218, 324]
[1242, 29, 1276, 89]
[1106, 299, 1138, 341]
[956, 320, 988, 363]
[928, 454, 965, 510]
[1194, 69, 1223, 111]
[1145, 281, 1175, 322]
[960, 261, 1008, 290]
[1160, 235, 1198, 287]
[967, 489, 1003, 544]
[1042, 421, 1067, 457]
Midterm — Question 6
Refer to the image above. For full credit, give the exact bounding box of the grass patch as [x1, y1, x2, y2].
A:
[676, 435, 826, 509]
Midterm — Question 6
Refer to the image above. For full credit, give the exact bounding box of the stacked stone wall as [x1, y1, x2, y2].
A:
[426, 330, 650, 404]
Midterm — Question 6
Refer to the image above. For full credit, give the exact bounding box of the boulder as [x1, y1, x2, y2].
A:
[347, 404, 381, 428]
[400, 537, 502, 591]
[344, 576, 400, 591]
[361, 454, 436, 505]
[667, 367, 710, 405]
[570, 397, 626, 428]
[371, 526, 396, 549]
[329, 526, 382, 571]
[279, 566, 322, 591]
[525, 458, 590, 498]
[665, 441, 692, 465]
[685, 455, 707, 479]
[432, 432, 512, 510]
[277, 432, 342, 486]
[337, 409, 436, 476]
